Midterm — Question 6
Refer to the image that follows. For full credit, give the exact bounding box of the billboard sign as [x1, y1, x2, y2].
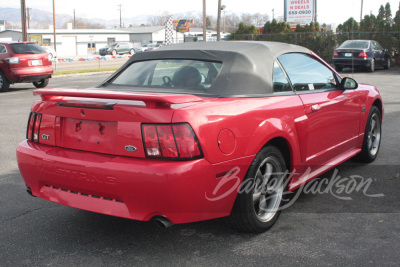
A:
[172, 19, 194, 33]
[29, 35, 43, 45]
[286, 0, 314, 24]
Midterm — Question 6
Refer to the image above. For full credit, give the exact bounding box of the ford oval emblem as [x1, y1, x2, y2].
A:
[125, 145, 137, 152]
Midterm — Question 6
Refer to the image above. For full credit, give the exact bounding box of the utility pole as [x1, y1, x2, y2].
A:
[360, 0, 364, 22]
[118, 4, 122, 28]
[217, 0, 222, 41]
[272, 8, 274, 20]
[52, 0, 57, 52]
[314, 0, 317, 23]
[73, 9, 76, 29]
[21, 0, 27, 41]
[203, 0, 206, 42]
[221, 5, 226, 33]
[26, 7, 31, 29]
[284, 1, 287, 22]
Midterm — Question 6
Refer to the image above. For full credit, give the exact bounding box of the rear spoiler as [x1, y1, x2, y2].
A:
[33, 88, 203, 107]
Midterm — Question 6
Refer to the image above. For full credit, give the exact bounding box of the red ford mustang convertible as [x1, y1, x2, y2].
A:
[17, 42, 383, 232]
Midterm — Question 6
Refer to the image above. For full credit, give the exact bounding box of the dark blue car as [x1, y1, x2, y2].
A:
[333, 40, 391, 72]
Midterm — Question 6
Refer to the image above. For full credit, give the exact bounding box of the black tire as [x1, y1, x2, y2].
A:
[357, 106, 382, 163]
[111, 50, 117, 56]
[335, 65, 343, 72]
[33, 78, 49, 88]
[228, 145, 288, 232]
[130, 49, 135, 55]
[0, 71, 10, 92]
[384, 57, 390, 69]
[368, 59, 375, 72]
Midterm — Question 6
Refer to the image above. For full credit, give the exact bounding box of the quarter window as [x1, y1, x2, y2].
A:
[278, 53, 338, 91]
[375, 42, 383, 50]
[0, 45, 6, 54]
[272, 61, 292, 93]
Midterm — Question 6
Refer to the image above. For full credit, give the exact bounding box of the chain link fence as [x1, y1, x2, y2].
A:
[230, 32, 400, 65]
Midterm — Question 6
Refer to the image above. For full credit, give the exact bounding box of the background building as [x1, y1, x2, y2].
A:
[0, 23, 183, 57]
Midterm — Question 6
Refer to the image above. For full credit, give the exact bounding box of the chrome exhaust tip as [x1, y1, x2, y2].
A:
[152, 216, 174, 228]
[26, 187, 36, 197]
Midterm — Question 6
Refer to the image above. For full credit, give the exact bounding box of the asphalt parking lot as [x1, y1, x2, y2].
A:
[1, 68, 399, 266]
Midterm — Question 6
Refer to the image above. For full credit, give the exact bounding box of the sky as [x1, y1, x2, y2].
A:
[3, 0, 400, 25]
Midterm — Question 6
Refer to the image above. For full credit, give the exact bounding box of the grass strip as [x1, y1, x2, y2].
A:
[53, 67, 119, 76]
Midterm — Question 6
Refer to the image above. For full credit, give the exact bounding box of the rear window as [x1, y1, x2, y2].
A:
[339, 41, 370, 49]
[10, 43, 47, 54]
[110, 59, 223, 91]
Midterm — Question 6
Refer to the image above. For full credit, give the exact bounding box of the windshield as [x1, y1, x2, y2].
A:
[106, 59, 223, 92]
[105, 43, 118, 48]
[339, 40, 370, 49]
[10, 43, 47, 54]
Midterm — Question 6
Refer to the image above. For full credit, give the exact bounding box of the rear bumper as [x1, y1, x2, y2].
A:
[8, 66, 53, 83]
[99, 51, 111, 56]
[333, 57, 372, 68]
[16, 140, 253, 224]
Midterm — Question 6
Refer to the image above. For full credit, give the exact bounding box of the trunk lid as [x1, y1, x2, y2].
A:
[335, 48, 365, 58]
[32, 89, 204, 158]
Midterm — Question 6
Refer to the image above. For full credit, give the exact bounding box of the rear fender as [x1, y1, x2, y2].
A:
[245, 118, 302, 171]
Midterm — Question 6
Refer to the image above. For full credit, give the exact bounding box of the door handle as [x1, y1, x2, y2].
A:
[311, 104, 321, 111]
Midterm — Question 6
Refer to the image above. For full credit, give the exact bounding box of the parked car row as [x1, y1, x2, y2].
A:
[99, 42, 162, 56]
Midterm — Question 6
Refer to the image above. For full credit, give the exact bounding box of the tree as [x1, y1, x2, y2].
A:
[360, 14, 377, 31]
[263, 19, 291, 34]
[232, 22, 260, 35]
[206, 16, 213, 29]
[147, 11, 172, 26]
[393, 7, 400, 31]
[224, 13, 240, 32]
[337, 17, 359, 32]
[385, 2, 392, 24]
[377, 5, 386, 29]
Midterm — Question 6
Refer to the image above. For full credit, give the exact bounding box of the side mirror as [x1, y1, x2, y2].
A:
[341, 77, 358, 90]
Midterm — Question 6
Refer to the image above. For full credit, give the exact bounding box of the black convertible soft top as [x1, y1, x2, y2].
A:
[102, 41, 311, 96]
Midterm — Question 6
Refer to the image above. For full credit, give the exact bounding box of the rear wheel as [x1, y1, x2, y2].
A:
[0, 71, 10, 92]
[335, 65, 343, 72]
[357, 106, 381, 163]
[228, 145, 288, 232]
[384, 57, 390, 69]
[33, 78, 49, 88]
[368, 59, 375, 72]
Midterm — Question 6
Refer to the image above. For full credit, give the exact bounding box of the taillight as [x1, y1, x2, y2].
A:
[5, 57, 20, 64]
[26, 112, 42, 142]
[142, 123, 202, 160]
[333, 50, 339, 57]
[358, 51, 368, 58]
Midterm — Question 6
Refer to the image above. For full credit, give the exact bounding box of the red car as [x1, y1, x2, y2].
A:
[17, 42, 383, 232]
[0, 41, 53, 92]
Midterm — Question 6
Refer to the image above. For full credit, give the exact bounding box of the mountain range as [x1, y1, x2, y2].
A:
[0, 7, 200, 29]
